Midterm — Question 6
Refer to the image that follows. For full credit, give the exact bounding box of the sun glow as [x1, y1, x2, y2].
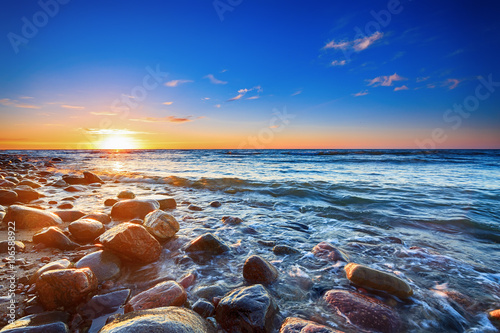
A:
[100, 134, 137, 150]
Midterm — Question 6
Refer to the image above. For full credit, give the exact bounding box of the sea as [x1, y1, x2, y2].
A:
[4, 149, 500, 332]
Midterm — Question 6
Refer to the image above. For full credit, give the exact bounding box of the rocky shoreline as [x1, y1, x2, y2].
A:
[0, 153, 499, 332]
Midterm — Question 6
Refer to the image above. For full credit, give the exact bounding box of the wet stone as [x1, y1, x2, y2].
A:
[104, 198, 118, 207]
[188, 204, 203, 211]
[78, 289, 130, 320]
[243, 255, 279, 285]
[81, 213, 111, 224]
[68, 218, 105, 242]
[125, 280, 187, 313]
[33, 227, 79, 250]
[0, 240, 25, 253]
[280, 317, 344, 333]
[30, 259, 72, 284]
[221, 216, 243, 225]
[312, 242, 349, 262]
[110, 199, 159, 221]
[0, 311, 69, 333]
[192, 299, 215, 318]
[209, 201, 221, 208]
[183, 233, 230, 255]
[0, 189, 18, 205]
[75, 250, 122, 283]
[117, 190, 135, 199]
[53, 210, 86, 222]
[13, 185, 41, 202]
[143, 209, 179, 240]
[273, 245, 300, 255]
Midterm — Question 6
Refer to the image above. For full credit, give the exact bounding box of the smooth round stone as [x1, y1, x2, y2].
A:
[243, 255, 279, 285]
[125, 281, 187, 313]
[18, 179, 42, 188]
[0, 189, 18, 205]
[33, 227, 79, 250]
[273, 245, 300, 255]
[312, 242, 349, 262]
[104, 198, 118, 207]
[75, 250, 122, 283]
[209, 201, 221, 208]
[143, 210, 179, 240]
[13, 185, 41, 202]
[81, 213, 111, 224]
[78, 289, 130, 320]
[279, 317, 343, 333]
[188, 204, 203, 211]
[192, 299, 215, 318]
[30, 259, 72, 284]
[117, 190, 135, 199]
[53, 210, 86, 222]
[221, 216, 243, 225]
[0, 311, 69, 333]
[110, 199, 159, 221]
[68, 219, 105, 242]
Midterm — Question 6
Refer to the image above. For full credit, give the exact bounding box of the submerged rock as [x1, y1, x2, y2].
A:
[3, 205, 61, 229]
[75, 250, 122, 283]
[344, 263, 413, 299]
[312, 242, 348, 262]
[117, 190, 135, 199]
[0, 311, 69, 333]
[0, 189, 18, 205]
[215, 284, 279, 333]
[183, 233, 230, 255]
[323, 289, 400, 333]
[110, 199, 159, 221]
[143, 209, 179, 240]
[243, 255, 279, 285]
[279, 317, 343, 333]
[36, 268, 98, 310]
[188, 204, 203, 211]
[33, 227, 79, 250]
[99, 306, 216, 333]
[30, 259, 72, 284]
[273, 245, 300, 255]
[209, 201, 221, 208]
[68, 218, 105, 242]
[221, 216, 243, 225]
[125, 280, 187, 312]
[99, 223, 162, 264]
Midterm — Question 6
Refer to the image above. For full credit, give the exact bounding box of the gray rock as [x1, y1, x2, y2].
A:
[192, 299, 215, 318]
[0, 311, 69, 333]
[78, 289, 130, 319]
[243, 255, 279, 285]
[75, 250, 122, 283]
[273, 245, 300, 255]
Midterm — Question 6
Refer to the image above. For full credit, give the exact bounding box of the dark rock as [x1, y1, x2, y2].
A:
[117, 190, 135, 199]
[489, 309, 500, 328]
[279, 317, 343, 333]
[183, 233, 230, 255]
[30, 259, 72, 284]
[0, 240, 25, 253]
[0, 189, 18, 205]
[243, 255, 279, 285]
[75, 250, 122, 283]
[312, 242, 349, 262]
[192, 299, 215, 318]
[78, 289, 130, 319]
[56, 203, 73, 209]
[3, 205, 62, 229]
[125, 280, 187, 312]
[258, 240, 276, 247]
[68, 219, 105, 242]
[33, 227, 80, 250]
[104, 198, 118, 207]
[64, 185, 86, 192]
[83, 171, 104, 184]
[53, 210, 86, 222]
[215, 284, 279, 333]
[110, 199, 159, 221]
[0, 179, 16, 188]
[81, 213, 111, 224]
[323, 289, 400, 333]
[222, 216, 243, 225]
[0, 311, 69, 333]
[273, 245, 300, 255]
[209, 201, 221, 208]
[143, 209, 179, 240]
[193, 285, 227, 301]
[99, 307, 216, 333]
[344, 263, 413, 299]
[99, 223, 162, 264]
[36, 268, 98, 310]
[188, 204, 203, 211]
[13, 185, 41, 202]
[18, 179, 42, 188]
[51, 157, 63, 162]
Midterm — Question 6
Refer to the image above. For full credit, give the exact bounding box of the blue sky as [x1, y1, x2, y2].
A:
[0, 0, 499, 149]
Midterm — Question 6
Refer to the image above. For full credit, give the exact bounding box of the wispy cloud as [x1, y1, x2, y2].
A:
[227, 86, 262, 102]
[20, 96, 33, 100]
[352, 90, 369, 97]
[291, 90, 302, 96]
[444, 78, 461, 90]
[61, 105, 85, 109]
[214, 104, 221, 108]
[15, 103, 41, 109]
[201, 97, 210, 101]
[90, 111, 118, 116]
[324, 31, 384, 52]
[0, 98, 14, 106]
[162, 101, 173, 105]
[1, 98, 41, 109]
[246, 96, 260, 100]
[130, 115, 202, 123]
[367, 73, 407, 87]
[416, 76, 430, 82]
[204, 74, 227, 85]
[331, 60, 346, 66]
[394, 85, 409, 91]
[165, 79, 193, 87]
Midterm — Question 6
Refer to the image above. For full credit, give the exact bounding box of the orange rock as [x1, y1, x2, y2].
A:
[280, 317, 344, 332]
[125, 280, 187, 312]
[312, 242, 348, 262]
[68, 218, 105, 242]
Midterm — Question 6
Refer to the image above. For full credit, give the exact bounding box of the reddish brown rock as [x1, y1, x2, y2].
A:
[110, 199, 159, 221]
[104, 198, 118, 207]
[312, 242, 348, 262]
[117, 190, 135, 199]
[3, 205, 62, 229]
[18, 179, 42, 188]
[143, 209, 179, 240]
[57, 202, 74, 209]
[0, 189, 18, 205]
[125, 280, 187, 312]
[81, 213, 111, 224]
[183, 233, 230, 255]
[323, 289, 400, 333]
[54, 210, 86, 222]
[344, 263, 413, 299]
[69, 218, 105, 242]
[83, 171, 104, 184]
[99, 223, 162, 264]
[13, 185, 41, 202]
[0, 179, 16, 188]
[243, 255, 279, 285]
[222, 216, 243, 225]
[30, 259, 72, 283]
[280, 317, 344, 333]
[36, 268, 98, 310]
[33, 226, 80, 250]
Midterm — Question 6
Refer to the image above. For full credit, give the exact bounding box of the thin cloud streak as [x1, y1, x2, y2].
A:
[204, 74, 227, 85]
[367, 73, 407, 87]
[130, 116, 202, 123]
[165, 79, 193, 87]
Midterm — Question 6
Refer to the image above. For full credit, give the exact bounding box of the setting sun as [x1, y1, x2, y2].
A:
[100, 134, 137, 150]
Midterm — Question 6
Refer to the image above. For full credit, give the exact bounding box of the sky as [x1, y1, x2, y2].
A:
[0, 0, 499, 149]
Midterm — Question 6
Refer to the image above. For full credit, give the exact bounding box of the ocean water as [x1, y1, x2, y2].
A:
[6, 149, 500, 332]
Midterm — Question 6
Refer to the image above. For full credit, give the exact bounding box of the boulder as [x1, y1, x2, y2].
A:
[117, 190, 135, 199]
[0, 189, 18, 205]
[53, 210, 86, 222]
[125, 281, 187, 312]
[78, 289, 130, 320]
[75, 250, 122, 283]
[81, 213, 111, 224]
[3, 205, 62, 229]
[99, 223, 162, 264]
[36, 268, 98, 310]
[33, 227, 80, 250]
[110, 199, 159, 221]
[30, 259, 72, 284]
[222, 216, 243, 225]
[279, 317, 343, 333]
[323, 289, 400, 333]
[183, 233, 230, 255]
[83, 171, 104, 184]
[18, 179, 42, 188]
[312, 242, 348, 262]
[215, 284, 279, 333]
[0, 240, 25, 253]
[243, 255, 279, 285]
[13, 185, 41, 202]
[99, 307, 216, 333]
[68, 219, 105, 242]
[344, 263, 413, 299]
[0, 311, 69, 333]
[143, 210, 179, 240]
